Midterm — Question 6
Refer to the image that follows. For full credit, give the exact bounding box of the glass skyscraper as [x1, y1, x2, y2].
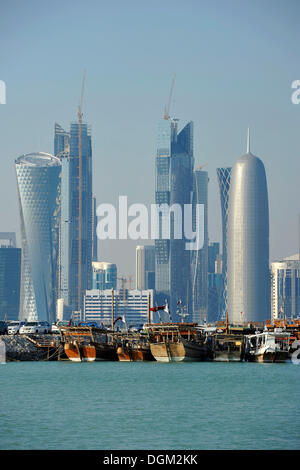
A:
[155, 117, 194, 317]
[136, 245, 155, 290]
[92, 262, 117, 290]
[271, 256, 300, 320]
[55, 121, 93, 315]
[191, 169, 208, 323]
[92, 195, 98, 262]
[216, 167, 231, 317]
[15, 153, 61, 322]
[0, 233, 21, 321]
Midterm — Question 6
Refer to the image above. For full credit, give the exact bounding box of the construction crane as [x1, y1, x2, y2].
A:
[78, 69, 86, 313]
[164, 74, 176, 120]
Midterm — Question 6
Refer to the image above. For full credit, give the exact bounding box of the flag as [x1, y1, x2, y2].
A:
[150, 305, 166, 312]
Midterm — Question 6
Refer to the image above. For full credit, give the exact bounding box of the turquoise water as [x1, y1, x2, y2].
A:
[0, 361, 299, 450]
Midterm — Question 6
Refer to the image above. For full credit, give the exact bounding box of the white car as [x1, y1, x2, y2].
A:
[7, 321, 25, 335]
[19, 322, 47, 335]
[51, 320, 69, 334]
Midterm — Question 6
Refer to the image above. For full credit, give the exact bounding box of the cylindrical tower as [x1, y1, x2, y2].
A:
[227, 136, 270, 323]
[15, 152, 61, 322]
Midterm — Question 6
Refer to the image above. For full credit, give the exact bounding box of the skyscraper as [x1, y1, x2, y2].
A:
[55, 121, 93, 316]
[191, 168, 208, 323]
[136, 245, 155, 290]
[92, 195, 98, 262]
[216, 167, 232, 317]
[15, 153, 61, 322]
[208, 242, 220, 274]
[154, 117, 194, 316]
[54, 122, 70, 155]
[0, 233, 21, 321]
[271, 256, 300, 320]
[69, 121, 93, 311]
[92, 261, 117, 290]
[227, 132, 270, 323]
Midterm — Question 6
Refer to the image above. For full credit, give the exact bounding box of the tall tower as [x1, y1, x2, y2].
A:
[69, 121, 93, 312]
[15, 153, 61, 322]
[92, 195, 98, 262]
[191, 168, 208, 323]
[227, 131, 270, 323]
[216, 167, 232, 317]
[0, 233, 21, 321]
[54, 120, 93, 317]
[54, 123, 70, 156]
[154, 117, 194, 316]
[136, 245, 155, 290]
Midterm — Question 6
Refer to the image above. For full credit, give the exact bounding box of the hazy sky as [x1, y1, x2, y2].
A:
[1, 0, 300, 279]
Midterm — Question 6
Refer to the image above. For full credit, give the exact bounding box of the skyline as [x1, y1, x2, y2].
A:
[1, 0, 300, 277]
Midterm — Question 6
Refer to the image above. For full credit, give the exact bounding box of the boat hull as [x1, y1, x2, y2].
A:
[64, 342, 81, 362]
[246, 350, 289, 363]
[117, 346, 153, 361]
[81, 345, 96, 362]
[150, 340, 207, 362]
[213, 351, 243, 362]
[93, 342, 118, 361]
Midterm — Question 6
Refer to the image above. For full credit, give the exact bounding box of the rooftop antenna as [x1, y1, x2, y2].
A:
[247, 127, 250, 153]
[78, 69, 86, 313]
[164, 74, 176, 120]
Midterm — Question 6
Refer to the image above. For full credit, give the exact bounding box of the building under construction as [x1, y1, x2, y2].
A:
[55, 99, 94, 318]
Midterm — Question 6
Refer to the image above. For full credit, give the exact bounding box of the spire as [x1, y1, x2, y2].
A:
[247, 127, 250, 154]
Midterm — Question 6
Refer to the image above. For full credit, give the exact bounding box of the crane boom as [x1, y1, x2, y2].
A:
[164, 74, 175, 120]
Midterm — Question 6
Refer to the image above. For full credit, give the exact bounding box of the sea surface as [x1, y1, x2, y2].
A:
[0, 361, 299, 450]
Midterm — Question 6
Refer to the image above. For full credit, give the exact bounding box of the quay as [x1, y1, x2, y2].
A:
[0, 318, 299, 363]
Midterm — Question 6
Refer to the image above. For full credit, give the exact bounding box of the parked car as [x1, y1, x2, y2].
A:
[19, 322, 46, 335]
[39, 321, 51, 334]
[7, 321, 25, 335]
[0, 321, 8, 335]
[51, 320, 69, 334]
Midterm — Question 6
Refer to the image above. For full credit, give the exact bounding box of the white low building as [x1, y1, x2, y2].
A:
[84, 289, 154, 327]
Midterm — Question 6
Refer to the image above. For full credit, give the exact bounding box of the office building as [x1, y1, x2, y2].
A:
[136, 245, 155, 290]
[155, 117, 194, 316]
[208, 242, 220, 275]
[271, 255, 300, 320]
[0, 233, 21, 321]
[92, 195, 98, 261]
[227, 132, 270, 323]
[92, 261, 117, 290]
[208, 272, 223, 323]
[207, 242, 223, 321]
[191, 168, 208, 323]
[217, 167, 231, 317]
[84, 289, 153, 326]
[15, 153, 61, 322]
[55, 121, 93, 315]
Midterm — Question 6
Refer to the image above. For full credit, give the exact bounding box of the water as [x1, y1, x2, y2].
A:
[0, 361, 299, 450]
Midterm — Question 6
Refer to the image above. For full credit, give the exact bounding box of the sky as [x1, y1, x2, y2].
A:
[1, 0, 300, 279]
